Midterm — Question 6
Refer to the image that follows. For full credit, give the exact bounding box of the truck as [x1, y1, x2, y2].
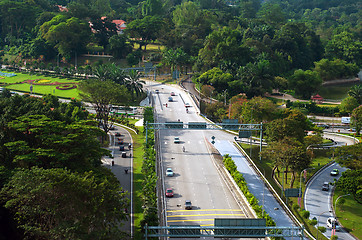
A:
[341, 117, 350, 124]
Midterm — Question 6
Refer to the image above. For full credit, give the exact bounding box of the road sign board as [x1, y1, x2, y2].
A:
[188, 122, 207, 129]
[214, 218, 266, 237]
[165, 122, 183, 129]
[169, 225, 200, 238]
[284, 188, 301, 197]
[239, 131, 251, 138]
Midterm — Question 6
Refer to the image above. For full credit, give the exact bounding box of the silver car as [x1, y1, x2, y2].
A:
[166, 168, 174, 177]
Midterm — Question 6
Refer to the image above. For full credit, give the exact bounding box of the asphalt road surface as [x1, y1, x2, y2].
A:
[151, 83, 255, 239]
[304, 162, 355, 240]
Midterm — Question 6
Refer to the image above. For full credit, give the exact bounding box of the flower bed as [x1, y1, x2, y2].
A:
[56, 84, 77, 90]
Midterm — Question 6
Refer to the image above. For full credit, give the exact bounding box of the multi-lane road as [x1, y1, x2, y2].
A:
[152, 83, 252, 231]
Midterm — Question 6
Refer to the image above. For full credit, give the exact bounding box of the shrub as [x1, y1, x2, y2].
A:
[330, 235, 338, 240]
[309, 219, 317, 226]
[318, 226, 326, 233]
[292, 203, 300, 211]
[300, 210, 310, 219]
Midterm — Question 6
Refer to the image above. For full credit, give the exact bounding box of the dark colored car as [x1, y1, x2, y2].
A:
[185, 200, 192, 210]
[322, 182, 329, 191]
[166, 188, 174, 197]
[121, 152, 127, 158]
[115, 132, 121, 137]
[119, 145, 125, 151]
[168, 97, 173, 102]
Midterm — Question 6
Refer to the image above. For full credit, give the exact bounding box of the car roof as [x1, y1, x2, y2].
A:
[323, 182, 329, 184]
[166, 168, 172, 171]
[185, 200, 191, 203]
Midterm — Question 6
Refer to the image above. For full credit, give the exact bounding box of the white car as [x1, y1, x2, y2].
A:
[174, 137, 180, 143]
[327, 217, 341, 231]
[166, 168, 174, 177]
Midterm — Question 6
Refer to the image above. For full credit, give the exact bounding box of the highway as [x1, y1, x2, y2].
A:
[151, 83, 253, 233]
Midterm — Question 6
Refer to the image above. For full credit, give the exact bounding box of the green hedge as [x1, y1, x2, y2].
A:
[223, 154, 276, 226]
[140, 107, 158, 231]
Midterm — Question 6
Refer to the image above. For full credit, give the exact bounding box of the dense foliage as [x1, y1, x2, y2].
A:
[0, 0, 360, 103]
[0, 93, 129, 239]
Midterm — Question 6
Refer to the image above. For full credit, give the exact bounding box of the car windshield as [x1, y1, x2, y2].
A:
[167, 189, 172, 193]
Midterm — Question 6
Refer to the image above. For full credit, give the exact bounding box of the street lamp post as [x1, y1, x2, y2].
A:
[299, 168, 314, 207]
[317, 210, 332, 240]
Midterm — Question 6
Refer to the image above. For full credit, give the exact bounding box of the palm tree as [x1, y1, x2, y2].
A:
[125, 70, 145, 97]
[94, 64, 112, 81]
[348, 85, 362, 104]
[109, 63, 126, 85]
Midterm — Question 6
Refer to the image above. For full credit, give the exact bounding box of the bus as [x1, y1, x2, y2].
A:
[110, 106, 138, 116]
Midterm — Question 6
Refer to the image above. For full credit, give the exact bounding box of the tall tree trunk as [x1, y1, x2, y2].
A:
[285, 166, 288, 184]
[290, 171, 295, 188]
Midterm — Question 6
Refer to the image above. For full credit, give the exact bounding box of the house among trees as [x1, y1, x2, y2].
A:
[101, 17, 126, 34]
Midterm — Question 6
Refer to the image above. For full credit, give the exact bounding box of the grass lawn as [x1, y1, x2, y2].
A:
[128, 126, 146, 240]
[333, 188, 362, 239]
[1, 71, 81, 99]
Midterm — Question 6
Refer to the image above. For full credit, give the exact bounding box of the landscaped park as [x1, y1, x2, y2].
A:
[0, 70, 81, 99]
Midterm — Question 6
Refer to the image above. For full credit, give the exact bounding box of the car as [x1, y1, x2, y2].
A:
[319, 124, 330, 129]
[115, 132, 121, 137]
[119, 145, 125, 151]
[330, 169, 339, 176]
[184, 103, 191, 108]
[166, 168, 174, 177]
[185, 200, 192, 210]
[322, 182, 329, 191]
[168, 97, 173, 102]
[171, 92, 175, 96]
[327, 217, 341, 231]
[155, 89, 159, 94]
[109, 126, 115, 130]
[121, 152, 127, 158]
[174, 137, 180, 143]
[166, 188, 174, 197]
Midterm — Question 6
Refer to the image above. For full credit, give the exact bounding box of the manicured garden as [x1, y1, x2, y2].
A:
[0, 71, 81, 99]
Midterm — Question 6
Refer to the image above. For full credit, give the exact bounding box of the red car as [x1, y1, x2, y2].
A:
[171, 92, 175, 96]
[165, 188, 174, 197]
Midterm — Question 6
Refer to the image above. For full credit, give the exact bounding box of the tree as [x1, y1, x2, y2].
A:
[0, 1, 39, 39]
[125, 16, 164, 51]
[142, 0, 163, 16]
[0, 167, 129, 239]
[339, 96, 359, 115]
[260, 137, 309, 187]
[239, 96, 277, 123]
[108, 34, 133, 59]
[314, 59, 359, 81]
[4, 115, 109, 170]
[91, 17, 118, 50]
[351, 105, 362, 135]
[334, 143, 362, 170]
[125, 70, 145, 98]
[197, 68, 233, 93]
[348, 85, 362, 105]
[265, 116, 306, 144]
[78, 79, 131, 133]
[41, 16, 92, 58]
[325, 31, 362, 66]
[237, 60, 274, 98]
[197, 27, 251, 71]
[256, 3, 286, 27]
[336, 169, 362, 203]
[289, 69, 322, 99]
